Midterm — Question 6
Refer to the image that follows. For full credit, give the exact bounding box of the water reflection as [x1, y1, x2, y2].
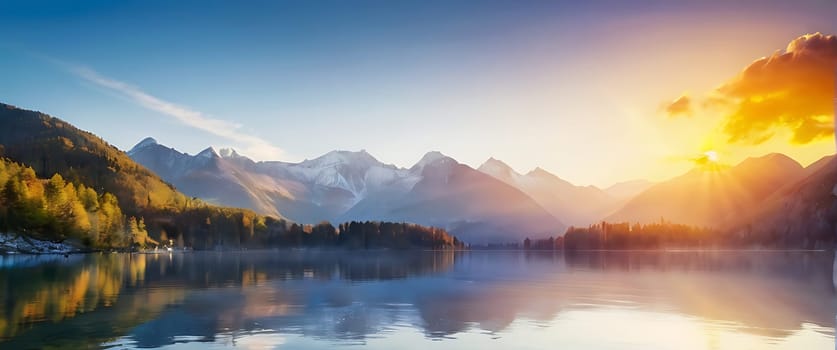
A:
[0, 250, 834, 349]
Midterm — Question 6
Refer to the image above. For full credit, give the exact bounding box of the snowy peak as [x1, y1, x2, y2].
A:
[265, 149, 419, 209]
[411, 151, 455, 171]
[479, 157, 513, 171]
[219, 148, 243, 158]
[128, 137, 159, 154]
[197, 146, 220, 159]
[478, 157, 521, 179]
[417, 151, 447, 164]
[301, 149, 386, 169]
[525, 167, 572, 186]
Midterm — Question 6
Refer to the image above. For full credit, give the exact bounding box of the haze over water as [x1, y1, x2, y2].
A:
[0, 250, 833, 349]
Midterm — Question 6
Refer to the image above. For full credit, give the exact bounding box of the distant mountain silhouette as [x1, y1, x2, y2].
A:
[604, 179, 655, 200]
[727, 154, 837, 248]
[477, 158, 623, 226]
[607, 153, 806, 227]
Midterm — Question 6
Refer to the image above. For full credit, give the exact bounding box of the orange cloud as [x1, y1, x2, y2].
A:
[665, 94, 692, 117]
[709, 33, 837, 145]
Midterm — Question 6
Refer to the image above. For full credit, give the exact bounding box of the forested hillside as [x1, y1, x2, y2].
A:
[0, 103, 462, 250]
[0, 103, 189, 214]
[0, 158, 127, 247]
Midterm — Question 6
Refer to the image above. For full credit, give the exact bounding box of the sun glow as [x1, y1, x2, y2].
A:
[704, 150, 719, 163]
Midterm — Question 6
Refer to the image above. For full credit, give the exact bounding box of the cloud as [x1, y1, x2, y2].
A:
[665, 94, 692, 117]
[705, 33, 837, 145]
[70, 66, 284, 160]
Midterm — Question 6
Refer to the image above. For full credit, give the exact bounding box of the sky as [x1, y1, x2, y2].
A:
[1, 0, 836, 187]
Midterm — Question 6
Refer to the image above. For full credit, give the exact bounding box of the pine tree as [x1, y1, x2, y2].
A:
[127, 216, 142, 248]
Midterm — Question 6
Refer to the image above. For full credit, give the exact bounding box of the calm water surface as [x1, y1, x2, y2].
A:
[0, 250, 834, 349]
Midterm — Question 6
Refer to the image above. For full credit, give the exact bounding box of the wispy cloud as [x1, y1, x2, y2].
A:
[70, 65, 284, 160]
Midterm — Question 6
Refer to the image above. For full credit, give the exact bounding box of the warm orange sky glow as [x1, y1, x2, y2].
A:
[499, 17, 837, 186]
[657, 33, 836, 184]
[666, 33, 836, 150]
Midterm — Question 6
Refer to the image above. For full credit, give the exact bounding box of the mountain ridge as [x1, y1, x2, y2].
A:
[606, 153, 806, 227]
[128, 138, 565, 243]
[477, 157, 622, 226]
[723, 154, 836, 248]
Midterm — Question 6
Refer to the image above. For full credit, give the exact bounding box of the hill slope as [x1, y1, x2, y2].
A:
[0, 103, 187, 215]
[606, 154, 805, 227]
[727, 155, 837, 248]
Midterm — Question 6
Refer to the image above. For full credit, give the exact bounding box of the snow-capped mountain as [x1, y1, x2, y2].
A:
[128, 138, 565, 243]
[478, 158, 622, 226]
[260, 150, 420, 208]
[343, 152, 564, 244]
[128, 138, 295, 218]
[128, 137, 214, 179]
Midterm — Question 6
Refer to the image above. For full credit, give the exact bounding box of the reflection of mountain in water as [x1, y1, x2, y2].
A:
[0, 251, 457, 348]
[0, 251, 834, 348]
[422, 251, 837, 339]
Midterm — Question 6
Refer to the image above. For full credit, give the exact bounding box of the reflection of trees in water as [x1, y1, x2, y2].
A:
[104, 251, 461, 348]
[0, 250, 458, 347]
[561, 250, 834, 277]
[0, 254, 123, 337]
[131, 250, 459, 287]
[0, 251, 834, 348]
[0, 254, 189, 348]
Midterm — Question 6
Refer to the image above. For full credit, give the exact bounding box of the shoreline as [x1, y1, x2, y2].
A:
[2, 243, 832, 256]
[0, 233, 86, 255]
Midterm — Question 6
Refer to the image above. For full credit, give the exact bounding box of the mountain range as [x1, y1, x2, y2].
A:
[128, 136, 681, 242]
[129, 139, 571, 243]
[2, 101, 834, 247]
[605, 152, 837, 247]
[127, 135, 837, 246]
[477, 158, 635, 226]
[729, 155, 837, 247]
[607, 153, 807, 226]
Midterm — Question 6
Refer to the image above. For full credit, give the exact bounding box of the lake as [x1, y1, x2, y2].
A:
[0, 250, 834, 349]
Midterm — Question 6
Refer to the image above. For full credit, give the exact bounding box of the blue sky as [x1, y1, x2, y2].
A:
[1, 0, 836, 187]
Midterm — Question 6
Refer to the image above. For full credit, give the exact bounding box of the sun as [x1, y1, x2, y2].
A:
[703, 150, 719, 163]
